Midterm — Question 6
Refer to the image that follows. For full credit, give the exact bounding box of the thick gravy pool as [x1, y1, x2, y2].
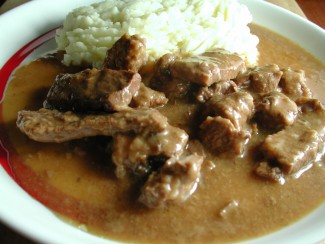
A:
[1, 25, 325, 243]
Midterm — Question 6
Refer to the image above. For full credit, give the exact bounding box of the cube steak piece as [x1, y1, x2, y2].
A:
[262, 119, 323, 174]
[16, 108, 168, 143]
[254, 91, 298, 131]
[139, 154, 204, 208]
[169, 49, 246, 87]
[203, 91, 254, 130]
[44, 68, 141, 112]
[279, 68, 312, 100]
[103, 34, 148, 72]
[200, 116, 250, 155]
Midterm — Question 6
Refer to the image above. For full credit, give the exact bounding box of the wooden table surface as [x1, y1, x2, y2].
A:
[0, 0, 324, 243]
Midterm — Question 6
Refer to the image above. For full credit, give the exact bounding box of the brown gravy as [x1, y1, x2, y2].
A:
[1, 25, 325, 243]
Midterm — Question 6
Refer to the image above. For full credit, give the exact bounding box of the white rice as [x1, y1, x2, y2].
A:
[56, 0, 259, 68]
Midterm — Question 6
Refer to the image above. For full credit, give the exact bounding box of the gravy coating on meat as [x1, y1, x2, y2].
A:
[2, 25, 325, 243]
[17, 30, 325, 205]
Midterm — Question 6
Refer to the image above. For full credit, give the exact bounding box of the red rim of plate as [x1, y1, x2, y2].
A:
[0, 27, 59, 180]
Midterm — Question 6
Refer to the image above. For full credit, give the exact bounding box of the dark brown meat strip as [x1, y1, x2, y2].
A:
[200, 116, 250, 155]
[44, 68, 141, 112]
[131, 83, 168, 108]
[112, 125, 189, 178]
[139, 154, 204, 208]
[204, 91, 254, 129]
[103, 34, 147, 72]
[262, 119, 323, 174]
[169, 49, 245, 86]
[279, 68, 312, 100]
[254, 91, 298, 131]
[16, 108, 168, 143]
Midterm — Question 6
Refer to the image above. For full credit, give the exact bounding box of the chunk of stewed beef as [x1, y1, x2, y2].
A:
[152, 53, 179, 83]
[204, 91, 254, 129]
[195, 80, 238, 103]
[296, 98, 325, 137]
[255, 162, 284, 184]
[200, 116, 250, 155]
[16, 108, 168, 143]
[103, 34, 147, 72]
[262, 119, 323, 174]
[249, 64, 283, 93]
[169, 49, 245, 87]
[279, 68, 312, 100]
[112, 125, 189, 178]
[254, 91, 298, 131]
[150, 53, 190, 100]
[139, 154, 204, 208]
[131, 83, 168, 108]
[44, 68, 141, 112]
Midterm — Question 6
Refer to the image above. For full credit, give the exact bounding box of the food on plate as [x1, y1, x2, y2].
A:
[55, 0, 259, 67]
[1, 0, 325, 243]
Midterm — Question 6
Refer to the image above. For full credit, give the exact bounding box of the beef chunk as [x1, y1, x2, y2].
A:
[153, 78, 191, 100]
[262, 119, 323, 174]
[296, 97, 325, 113]
[296, 98, 325, 136]
[112, 125, 189, 178]
[204, 91, 254, 129]
[169, 49, 245, 86]
[44, 68, 141, 112]
[152, 53, 179, 84]
[150, 53, 190, 100]
[16, 108, 168, 143]
[139, 154, 204, 208]
[255, 162, 284, 184]
[103, 34, 147, 72]
[254, 91, 298, 131]
[131, 83, 168, 108]
[279, 68, 312, 100]
[200, 116, 250, 155]
[196, 80, 238, 103]
[249, 64, 283, 93]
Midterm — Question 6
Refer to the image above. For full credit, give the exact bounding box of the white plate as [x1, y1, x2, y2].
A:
[0, 0, 324, 243]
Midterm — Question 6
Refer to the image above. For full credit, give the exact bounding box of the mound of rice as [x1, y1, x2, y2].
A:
[56, 0, 259, 68]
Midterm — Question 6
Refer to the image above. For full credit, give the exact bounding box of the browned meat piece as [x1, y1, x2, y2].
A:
[279, 68, 312, 100]
[255, 162, 284, 184]
[262, 119, 323, 174]
[234, 69, 251, 87]
[249, 64, 283, 93]
[103, 34, 147, 72]
[296, 98, 325, 137]
[152, 53, 179, 83]
[131, 83, 168, 108]
[139, 154, 204, 208]
[200, 116, 250, 155]
[153, 78, 191, 100]
[150, 53, 191, 100]
[169, 49, 245, 86]
[296, 97, 325, 114]
[112, 125, 189, 178]
[204, 91, 254, 129]
[196, 80, 238, 103]
[44, 68, 141, 112]
[16, 108, 168, 143]
[254, 91, 298, 131]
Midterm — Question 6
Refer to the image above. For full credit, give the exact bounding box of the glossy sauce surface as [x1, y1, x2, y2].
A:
[1, 25, 325, 243]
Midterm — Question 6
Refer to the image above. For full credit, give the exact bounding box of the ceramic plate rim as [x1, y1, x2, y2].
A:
[0, 0, 324, 243]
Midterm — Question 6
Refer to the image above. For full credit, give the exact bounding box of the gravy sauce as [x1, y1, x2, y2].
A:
[1, 25, 325, 243]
